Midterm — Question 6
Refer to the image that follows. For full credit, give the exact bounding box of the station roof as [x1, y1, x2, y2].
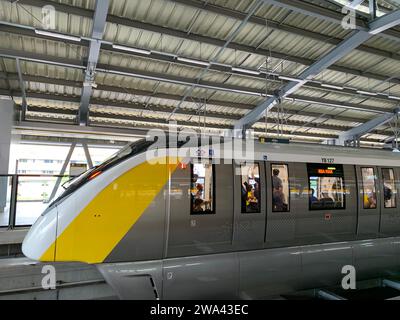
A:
[1, 0, 400, 147]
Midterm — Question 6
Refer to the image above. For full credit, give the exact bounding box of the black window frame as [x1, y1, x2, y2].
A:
[190, 160, 216, 215]
[240, 162, 262, 214]
[360, 167, 378, 210]
[381, 167, 397, 209]
[307, 163, 346, 211]
[271, 163, 291, 213]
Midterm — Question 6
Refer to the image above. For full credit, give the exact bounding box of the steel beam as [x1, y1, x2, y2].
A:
[169, 0, 264, 119]
[16, 97, 394, 139]
[14, 120, 148, 140]
[82, 142, 93, 168]
[260, 0, 400, 41]
[11, 85, 375, 124]
[15, 58, 27, 121]
[235, 9, 400, 133]
[170, 0, 400, 60]
[349, 0, 366, 9]
[0, 49, 395, 116]
[337, 109, 399, 144]
[79, 0, 109, 126]
[7, 87, 394, 130]
[48, 142, 76, 203]
[1, 71, 394, 120]
[9, 1, 400, 84]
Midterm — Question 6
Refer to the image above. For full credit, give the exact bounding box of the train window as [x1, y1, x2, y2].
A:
[191, 162, 215, 214]
[240, 163, 261, 213]
[361, 167, 377, 209]
[271, 164, 290, 212]
[307, 164, 345, 210]
[382, 168, 396, 209]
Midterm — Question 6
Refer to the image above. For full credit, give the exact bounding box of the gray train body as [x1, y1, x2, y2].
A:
[94, 141, 400, 299]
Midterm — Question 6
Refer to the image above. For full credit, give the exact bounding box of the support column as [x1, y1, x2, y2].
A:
[0, 98, 14, 213]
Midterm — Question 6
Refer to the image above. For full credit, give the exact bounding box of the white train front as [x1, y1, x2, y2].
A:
[22, 137, 400, 299]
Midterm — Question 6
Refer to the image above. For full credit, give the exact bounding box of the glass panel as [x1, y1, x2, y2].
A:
[271, 164, 290, 212]
[191, 163, 214, 214]
[308, 164, 345, 210]
[15, 176, 68, 226]
[382, 168, 396, 209]
[240, 163, 261, 213]
[361, 167, 377, 209]
[0, 176, 12, 227]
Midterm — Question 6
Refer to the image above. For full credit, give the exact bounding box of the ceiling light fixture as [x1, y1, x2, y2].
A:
[112, 44, 151, 55]
[177, 57, 210, 67]
[35, 29, 81, 42]
[357, 90, 378, 96]
[232, 67, 260, 75]
[278, 75, 303, 82]
[321, 83, 344, 90]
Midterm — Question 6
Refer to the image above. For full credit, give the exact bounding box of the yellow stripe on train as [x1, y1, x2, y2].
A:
[40, 157, 180, 264]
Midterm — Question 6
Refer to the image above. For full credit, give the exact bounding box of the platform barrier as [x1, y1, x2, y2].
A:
[0, 174, 70, 229]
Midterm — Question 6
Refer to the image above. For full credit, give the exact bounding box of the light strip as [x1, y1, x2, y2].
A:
[357, 90, 378, 96]
[279, 75, 303, 82]
[112, 44, 151, 55]
[35, 29, 81, 42]
[232, 67, 260, 75]
[389, 95, 400, 100]
[321, 83, 344, 90]
[177, 57, 210, 67]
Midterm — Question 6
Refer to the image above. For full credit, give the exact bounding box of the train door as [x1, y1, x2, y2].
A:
[265, 162, 295, 246]
[378, 167, 400, 236]
[167, 159, 234, 257]
[232, 161, 266, 249]
[356, 166, 380, 237]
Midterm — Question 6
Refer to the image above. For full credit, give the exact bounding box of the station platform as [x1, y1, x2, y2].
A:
[0, 229, 116, 300]
[0, 257, 117, 300]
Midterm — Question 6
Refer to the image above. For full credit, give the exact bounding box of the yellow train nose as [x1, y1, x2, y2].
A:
[22, 206, 58, 262]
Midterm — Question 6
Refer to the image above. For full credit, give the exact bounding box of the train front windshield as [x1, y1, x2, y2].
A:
[50, 139, 156, 207]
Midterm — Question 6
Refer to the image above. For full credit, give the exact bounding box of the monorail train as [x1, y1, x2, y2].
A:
[22, 136, 400, 299]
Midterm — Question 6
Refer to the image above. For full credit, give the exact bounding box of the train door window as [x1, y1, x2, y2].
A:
[240, 163, 261, 213]
[382, 168, 396, 209]
[271, 164, 290, 212]
[361, 167, 377, 209]
[191, 162, 215, 214]
[307, 164, 345, 210]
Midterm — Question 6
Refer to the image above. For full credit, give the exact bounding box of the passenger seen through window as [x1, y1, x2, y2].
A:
[271, 164, 290, 212]
[191, 163, 214, 214]
[240, 163, 261, 213]
[361, 167, 377, 209]
[382, 168, 396, 209]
